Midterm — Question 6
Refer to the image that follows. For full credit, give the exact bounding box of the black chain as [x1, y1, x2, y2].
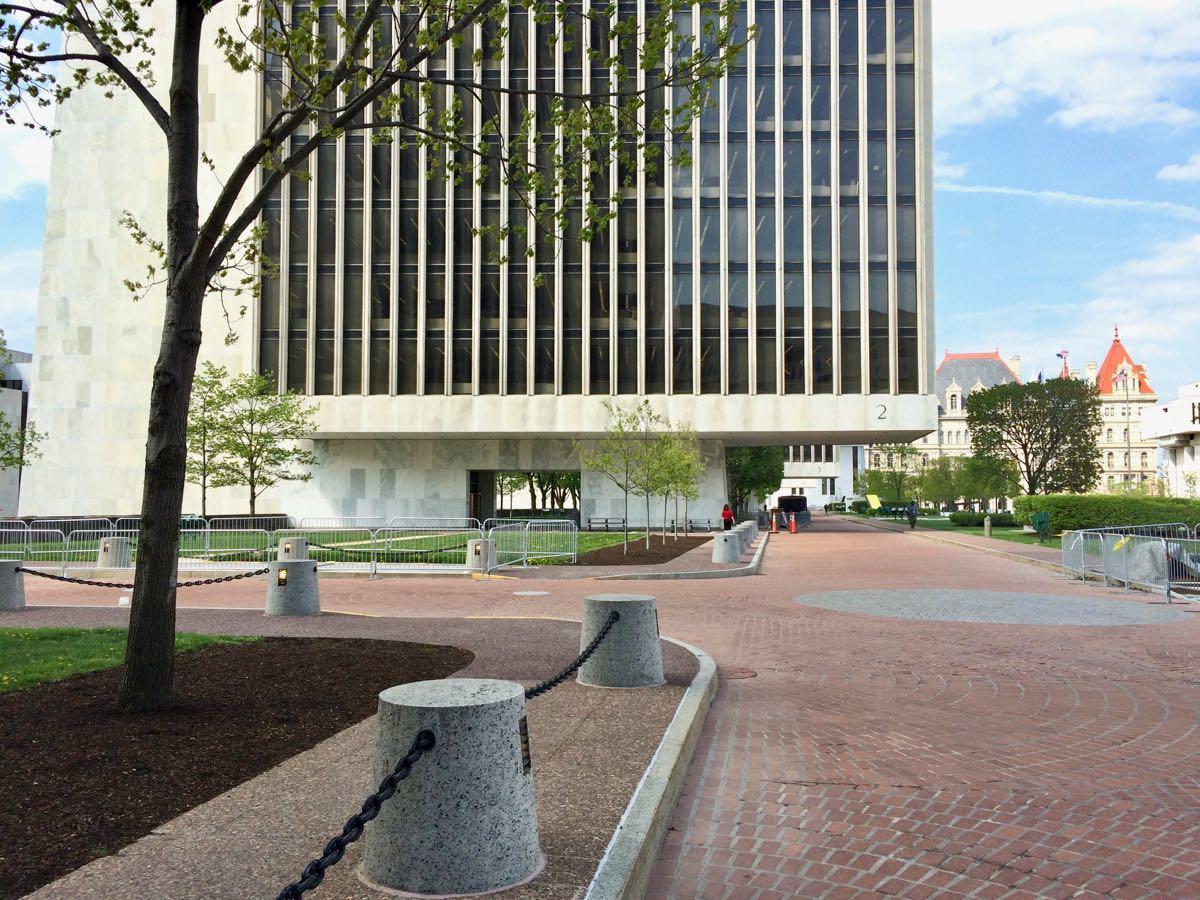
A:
[15, 566, 271, 590]
[524, 610, 620, 699]
[276, 729, 436, 900]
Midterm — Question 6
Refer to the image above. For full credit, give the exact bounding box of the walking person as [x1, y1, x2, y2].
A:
[906, 499, 918, 530]
[721, 503, 735, 532]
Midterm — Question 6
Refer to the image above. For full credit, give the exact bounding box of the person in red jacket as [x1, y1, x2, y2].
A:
[721, 503, 735, 531]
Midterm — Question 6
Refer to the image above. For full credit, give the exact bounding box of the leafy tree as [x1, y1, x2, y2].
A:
[918, 456, 962, 510]
[185, 361, 231, 518]
[575, 400, 658, 554]
[958, 455, 1018, 509]
[661, 422, 702, 540]
[626, 409, 670, 550]
[967, 379, 1102, 495]
[861, 443, 921, 500]
[0, 331, 44, 472]
[726, 447, 784, 516]
[1, 0, 742, 708]
[210, 373, 318, 516]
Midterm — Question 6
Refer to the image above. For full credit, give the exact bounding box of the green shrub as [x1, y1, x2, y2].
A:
[1012, 495, 1200, 534]
[949, 511, 1018, 528]
[850, 500, 870, 514]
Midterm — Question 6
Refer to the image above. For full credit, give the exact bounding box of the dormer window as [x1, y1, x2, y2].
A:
[949, 394, 958, 411]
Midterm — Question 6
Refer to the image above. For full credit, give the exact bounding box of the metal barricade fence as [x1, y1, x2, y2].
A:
[32, 517, 115, 535]
[298, 516, 387, 529]
[208, 515, 295, 532]
[490, 522, 529, 567]
[387, 516, 482, 530]
[0, 519, 28, 531]
[524, 521, 578, 564]
[373, 526, 483, 572]
[274, 528, 376, 572]
[0, 528, 66, 569]
[1062, 524, 1200, 600]
[176, 528, 273, 569]
[63, 529, 140, 567]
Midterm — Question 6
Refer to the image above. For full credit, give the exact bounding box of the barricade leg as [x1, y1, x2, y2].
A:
[361, 679, 543, 895]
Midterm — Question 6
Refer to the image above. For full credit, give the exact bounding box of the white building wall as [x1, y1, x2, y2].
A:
[0, 387, 23, 515]
[1142, 382, 1200, 500]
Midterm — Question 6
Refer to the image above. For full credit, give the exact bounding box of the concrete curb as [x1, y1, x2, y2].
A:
[596, 532, 770, 581]
[583, 636, 717, 900]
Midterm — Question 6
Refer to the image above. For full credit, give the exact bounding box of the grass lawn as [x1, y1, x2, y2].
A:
[840, 512, 1063, 550]
[0, 627, 252, 694]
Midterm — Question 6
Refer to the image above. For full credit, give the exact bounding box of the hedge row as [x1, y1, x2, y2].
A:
[1012, 495, 1200, 533]
[948, 511, 1018, 528]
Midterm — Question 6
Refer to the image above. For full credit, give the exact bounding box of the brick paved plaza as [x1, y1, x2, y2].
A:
[17, 516, 1200, 898]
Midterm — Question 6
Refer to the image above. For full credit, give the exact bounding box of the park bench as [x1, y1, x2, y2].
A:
[587, 517, 627, 532]
[1031, 511, 1051, 544]
[671, 518, 719, 532]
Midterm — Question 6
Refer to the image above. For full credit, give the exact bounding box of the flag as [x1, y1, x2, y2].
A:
[1037, 371, 1044, 383]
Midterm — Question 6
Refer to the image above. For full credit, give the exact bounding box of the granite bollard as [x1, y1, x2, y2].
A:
[577, 594, 665, 688]
[264, 560, 321, 616]
[712, 532, 741, 564]
[361, 679, 543, 895]
[96, 535, 132, 568]
[0, 561, 25, 610]
[466, 538, 498, 572]
[278, 537, 309, 560]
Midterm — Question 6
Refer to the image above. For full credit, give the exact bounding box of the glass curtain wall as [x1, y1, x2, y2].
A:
[259, 0, 923, 399]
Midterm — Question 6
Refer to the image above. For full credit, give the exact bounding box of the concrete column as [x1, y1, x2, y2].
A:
[577, 594, 665, 688]
[96, 536, 132, 568]
[278, 537, 309, 560]
[264, 560, 321, 616]
[712, 532, 741, 564]
[466, 538, 498, 572]
[983, 516, 992, 539]
[361, 679, 543, 895]
[0, 561, 25, 610]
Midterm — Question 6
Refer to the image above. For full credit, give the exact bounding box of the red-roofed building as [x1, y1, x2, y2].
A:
[1080, 327, 1159, 492]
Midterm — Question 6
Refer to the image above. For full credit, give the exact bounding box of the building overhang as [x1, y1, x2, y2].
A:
[308, 393, 939, 446]
[1141, 397, 1200, 443]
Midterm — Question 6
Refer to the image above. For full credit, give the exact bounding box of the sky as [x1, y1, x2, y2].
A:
[1, 0, 1200, 393]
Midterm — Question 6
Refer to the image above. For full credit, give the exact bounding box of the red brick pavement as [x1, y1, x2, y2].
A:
[11, 516, 1200, 897]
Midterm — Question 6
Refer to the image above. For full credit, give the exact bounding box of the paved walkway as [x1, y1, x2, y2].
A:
[857, 515, 1064, 565]
[9, 516, 1200, 898]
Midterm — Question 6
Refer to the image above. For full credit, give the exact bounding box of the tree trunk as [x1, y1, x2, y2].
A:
[118, 0, 205, 713]
[623, 489, 629, 554]
[644, 494, 651, 550]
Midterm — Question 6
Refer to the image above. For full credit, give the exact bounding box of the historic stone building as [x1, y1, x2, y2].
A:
[23, 0, 937, 521]
[1081, 329, 1159, 492]
[910, 350, 1022, 466]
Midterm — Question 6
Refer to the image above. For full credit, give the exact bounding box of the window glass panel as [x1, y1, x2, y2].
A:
[756, 208, 775, 263]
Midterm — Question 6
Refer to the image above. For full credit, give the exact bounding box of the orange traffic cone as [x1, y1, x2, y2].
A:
[788, 513, 798, 534]
[770, 513, 779, 534]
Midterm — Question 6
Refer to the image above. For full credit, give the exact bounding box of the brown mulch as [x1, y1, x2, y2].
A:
[0, 637, 473, 899]
[575, 534, 712, 566]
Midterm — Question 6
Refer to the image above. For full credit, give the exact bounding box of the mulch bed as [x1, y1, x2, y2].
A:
[575, 534, 711, 566]
[0, 637, 473, 899]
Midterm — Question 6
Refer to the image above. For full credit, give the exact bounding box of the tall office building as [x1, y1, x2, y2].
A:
[23, 0, 936, 520]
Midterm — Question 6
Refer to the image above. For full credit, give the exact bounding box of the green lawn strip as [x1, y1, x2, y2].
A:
[840, 512, 1062, 550]
[0, 628, 254, 694]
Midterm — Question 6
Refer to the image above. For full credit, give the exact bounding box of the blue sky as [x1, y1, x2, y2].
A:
[2, 0, 1200, 393]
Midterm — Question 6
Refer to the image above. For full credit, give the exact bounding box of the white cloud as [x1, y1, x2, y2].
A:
[934, 0, 1200, 132]
[971, 234, 1200, 391]
[935, 183, 1200, 224]
[0, 248, 42, 352]
[934, 153, 969, 181]
[1158, 152, 1200, 182]
[0, 107, 54, 201]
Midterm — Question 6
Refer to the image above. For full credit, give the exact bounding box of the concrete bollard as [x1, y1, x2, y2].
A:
[264, 560, 321, 616]
[983, 516, 992, 539]
[0, 561, 25, 611]
[712, 532, 741, 564]
[736, 522, 751, 554]
[361, 679, 543, 895]
[278, 537, 309, 560]
[466, 538, 498, 572]
[577, 594, 665, 688]
[96, 536, 132, 568]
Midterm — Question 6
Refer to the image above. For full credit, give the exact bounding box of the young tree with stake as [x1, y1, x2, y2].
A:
[0, 0, 742, 709]
[185, 361, 231, 519]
